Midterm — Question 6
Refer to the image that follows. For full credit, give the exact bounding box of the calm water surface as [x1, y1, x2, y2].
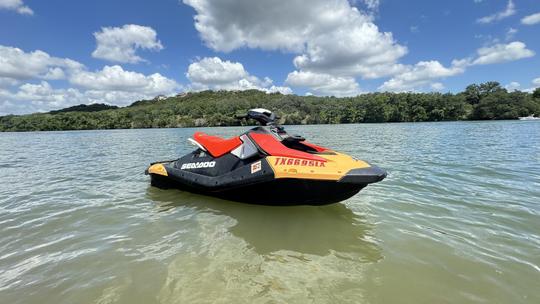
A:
[0, 121, 539, 303]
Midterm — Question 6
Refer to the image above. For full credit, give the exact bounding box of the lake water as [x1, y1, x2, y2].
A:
[0, 121, 539, 303]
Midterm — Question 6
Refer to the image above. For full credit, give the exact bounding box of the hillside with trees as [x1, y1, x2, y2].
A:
[1, 82, 539, 132]
[48, 103, 119, 114]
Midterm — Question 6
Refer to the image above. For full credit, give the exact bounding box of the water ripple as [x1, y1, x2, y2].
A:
[0, 122, 539, 303]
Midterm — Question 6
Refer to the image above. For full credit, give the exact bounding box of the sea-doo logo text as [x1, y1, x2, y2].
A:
[181, 161, 216, 170]
[273, 157, 325, 167]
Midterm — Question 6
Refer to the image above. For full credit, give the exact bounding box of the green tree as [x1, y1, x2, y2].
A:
[2, 84, 538, 132]
[533, 88, 540, 100]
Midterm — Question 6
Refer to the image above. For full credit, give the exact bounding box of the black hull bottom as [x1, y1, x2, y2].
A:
[150, 174, 365, 206]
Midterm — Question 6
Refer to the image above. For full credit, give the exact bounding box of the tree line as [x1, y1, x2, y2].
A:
[1, 81, 539, 132]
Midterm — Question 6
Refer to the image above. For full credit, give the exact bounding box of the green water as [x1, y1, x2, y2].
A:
[0, 121, 539, 303]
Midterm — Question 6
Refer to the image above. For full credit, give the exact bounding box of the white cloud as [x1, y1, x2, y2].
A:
[286, 71, 360, 96]
[0, 45, 178, 97]
[505, 27, 517, 40]
[477, 0, 515, 24]
[379, 60, 466, 92]
[70, 65, 179, 95]
[0, 45, 182, 114]
[0, 0, 33, 15]
[182, 0, 409, 95]
[183, 0, 407, 79]
[379, 41, 535, 92]
[92, 24, 163, 63]
[266, 85, 293, 95]
[431, 82, 445, 91]
[291, 18, 407, 78]
[505, 81, 520, 91]
[0, 81, 86, 115]
[0, 77, 19, 88]
[519, 78, 540, 93]
[0, 76, 180, 115]
[0, 45, 83, 80]
[521, 12, 540, 25]
[186, 57, 291, 94]
[360, 0, 380, 11]
[472, 41, 535, 65]
[181, 0, 536, 94]
[13, 82, 81, 106]
[183, 0, 311, 52]
[187, 57, 250, 86]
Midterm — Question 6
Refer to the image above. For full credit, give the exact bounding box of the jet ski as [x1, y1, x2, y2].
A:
[145, 109, 386, 206]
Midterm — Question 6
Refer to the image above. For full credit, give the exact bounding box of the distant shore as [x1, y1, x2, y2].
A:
[1, 82, 539, 132]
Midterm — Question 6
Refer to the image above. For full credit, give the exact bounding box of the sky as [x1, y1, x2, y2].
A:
[1, 0, 540, 115]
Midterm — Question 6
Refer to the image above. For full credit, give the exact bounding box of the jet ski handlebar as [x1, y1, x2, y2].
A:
[235, 108, 279, 126]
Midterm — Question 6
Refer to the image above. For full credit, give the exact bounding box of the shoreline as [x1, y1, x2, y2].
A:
[0, 119, 532, 133]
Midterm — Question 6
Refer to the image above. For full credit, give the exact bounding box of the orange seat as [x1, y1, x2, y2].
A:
[193, 132, 242, 158]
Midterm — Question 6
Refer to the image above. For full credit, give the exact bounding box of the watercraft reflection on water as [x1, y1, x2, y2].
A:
[147, 188, 381, 258]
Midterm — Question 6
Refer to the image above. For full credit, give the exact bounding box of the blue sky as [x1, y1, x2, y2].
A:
[1, 0, 539, 114]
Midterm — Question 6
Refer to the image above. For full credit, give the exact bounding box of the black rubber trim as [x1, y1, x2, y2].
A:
[150, 175, 366, 206]
[338, 165, 387, 185]
[160, 158, 275, 192]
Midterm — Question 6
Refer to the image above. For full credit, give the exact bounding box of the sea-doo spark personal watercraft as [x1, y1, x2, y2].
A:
[146, 109, 386, 205]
